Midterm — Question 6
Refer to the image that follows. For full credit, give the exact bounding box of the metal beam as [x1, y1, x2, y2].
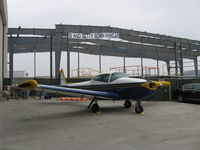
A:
[8, 28, 54, 36]
[9, 26, 200, 52]
[58, 24, 200, 46]
[9, 37, 200, 60]
[11, 42, 194, 61]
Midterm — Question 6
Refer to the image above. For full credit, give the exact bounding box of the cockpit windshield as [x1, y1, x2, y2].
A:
[110, 72, 127, 82]
[92, 72, 127, 82]
[92, 73, 110, 82]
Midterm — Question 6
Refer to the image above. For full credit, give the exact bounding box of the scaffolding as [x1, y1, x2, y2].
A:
[110, 65, 158, 77]
[71, 68, 100, 78]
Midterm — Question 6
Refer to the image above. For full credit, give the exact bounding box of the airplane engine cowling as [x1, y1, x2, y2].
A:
[149, 81, 160, 90]
[140, 81, 160, 90]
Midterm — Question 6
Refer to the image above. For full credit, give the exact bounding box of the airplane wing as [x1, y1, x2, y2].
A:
[17, 80, 119, 99]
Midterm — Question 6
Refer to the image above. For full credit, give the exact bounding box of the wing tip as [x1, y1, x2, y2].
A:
[18, 80, 38, 90]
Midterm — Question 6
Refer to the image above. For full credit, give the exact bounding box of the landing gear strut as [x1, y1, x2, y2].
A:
[135, 100, 144, 114]
[124, 100, 132, 108]
[88, 98, 100, 113]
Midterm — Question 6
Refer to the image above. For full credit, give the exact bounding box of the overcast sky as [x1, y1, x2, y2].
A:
[7, 0, 200, 77]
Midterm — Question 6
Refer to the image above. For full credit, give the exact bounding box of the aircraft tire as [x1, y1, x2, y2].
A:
[91, 103, 100, 113]
[135, 105, 143, 114]
[124, 100, 132, 108]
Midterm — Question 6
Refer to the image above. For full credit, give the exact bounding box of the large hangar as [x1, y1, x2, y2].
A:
[8, 24, 200, 79]
[0, 0, 8, 91]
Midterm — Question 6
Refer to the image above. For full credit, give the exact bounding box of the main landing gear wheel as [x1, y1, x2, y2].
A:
[88, 97, 100, 113]
[90, 103, 100, 113]
[135, 100, 144, 114]
[124, 100, 132, 108]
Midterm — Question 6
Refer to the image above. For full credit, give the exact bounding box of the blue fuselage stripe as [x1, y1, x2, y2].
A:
[38, 84, 118, 98]
[66, 82, 154, 99]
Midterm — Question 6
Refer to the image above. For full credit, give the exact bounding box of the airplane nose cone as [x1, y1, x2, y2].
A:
[149, 81, 160, 89]
[140, 81, 160, 90]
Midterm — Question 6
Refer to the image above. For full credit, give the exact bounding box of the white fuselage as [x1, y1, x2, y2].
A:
[68, 77, 147, 88]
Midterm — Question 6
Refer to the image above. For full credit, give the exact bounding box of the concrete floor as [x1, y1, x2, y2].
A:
[0, 99, 200, 150]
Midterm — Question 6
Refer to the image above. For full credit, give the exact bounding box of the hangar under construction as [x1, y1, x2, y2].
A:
[8, 24, 200, 81]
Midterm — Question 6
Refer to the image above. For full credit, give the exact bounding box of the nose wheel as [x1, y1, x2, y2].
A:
[135, 100, 144, 114]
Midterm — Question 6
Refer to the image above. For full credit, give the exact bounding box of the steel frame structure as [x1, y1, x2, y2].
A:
[8, 24, 200, 79]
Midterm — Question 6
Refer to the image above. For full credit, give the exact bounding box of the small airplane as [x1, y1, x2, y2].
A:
[18, 69, 170, 114]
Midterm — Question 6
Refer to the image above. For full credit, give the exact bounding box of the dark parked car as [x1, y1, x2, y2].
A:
[176, 83, 200, 102]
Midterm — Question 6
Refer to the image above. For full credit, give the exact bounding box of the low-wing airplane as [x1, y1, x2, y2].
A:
[18, 70, 170, 114]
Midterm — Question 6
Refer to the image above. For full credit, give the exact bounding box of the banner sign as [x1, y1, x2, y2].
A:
[68, 32, 119, 39]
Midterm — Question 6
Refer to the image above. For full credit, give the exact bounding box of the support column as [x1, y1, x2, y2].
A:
[137, 66, 139, 76]
[157, 60, 159, 76]
[55, 50, 61, 79]
[55, 32, 62, 79]
[156, 47, 160, 76]
[9, 51, 13, 81]
[123, 57, 126, 73]
[99, 55, 101, 73]
[78, 52, 80, 78]
[66, 32, 70, 78]
[34, 52, 36, 78]
[179, 44, 184, 76]
[174, 42, 178, 76]
[166, 61, 171, 76]
[141, 51, 144, 77]
[194, 56, 198, 77]
[50, 35, 53, 79]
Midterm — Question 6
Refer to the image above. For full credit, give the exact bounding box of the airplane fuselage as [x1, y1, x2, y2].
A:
[65, 74, 155, 100]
